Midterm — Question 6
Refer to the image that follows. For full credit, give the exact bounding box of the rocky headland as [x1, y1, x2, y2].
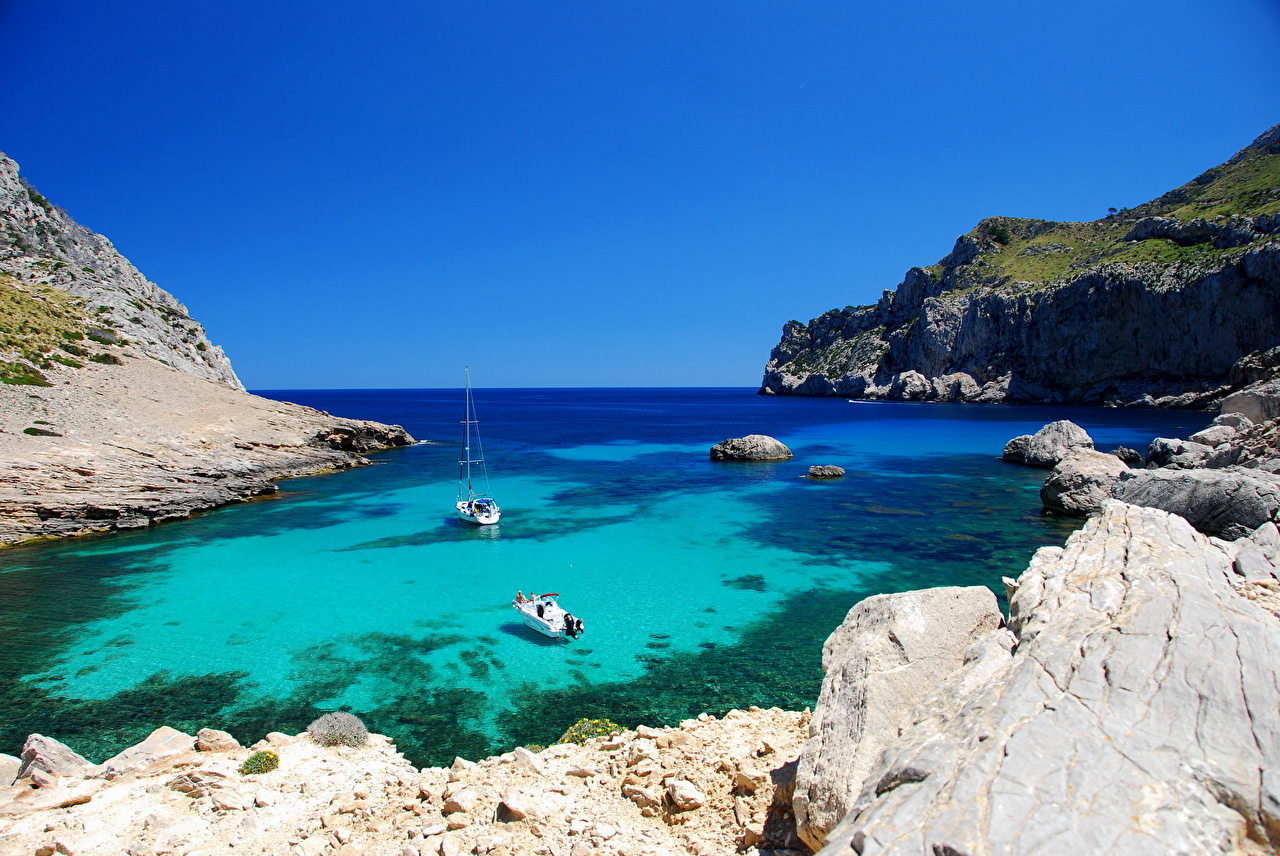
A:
[0, 151, 413, 546]
[760, 123, 1280, 407]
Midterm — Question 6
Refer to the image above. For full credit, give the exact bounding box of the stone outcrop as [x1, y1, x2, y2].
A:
[808, 465, 846, 478]
[1003, 419, 1094, 468]
[709, 435, 793, 461]
[0, 709, 809, 856]
[760, 125, 1280, 407]
[0, 354, 413, 545]
[1039, 448, 1127, 516]
[815, 502, 1280, 855]
[1113, 467, 1280, 538]
[791, 586, 1002, 851]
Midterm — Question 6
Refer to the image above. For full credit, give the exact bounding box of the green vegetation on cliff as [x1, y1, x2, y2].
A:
[922, 131, 1280, 290]
[0, 271, 90, 385]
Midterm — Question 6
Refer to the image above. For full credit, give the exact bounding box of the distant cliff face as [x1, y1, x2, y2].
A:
[0, 153, 242, 389]
[762, 124, 1280, 407]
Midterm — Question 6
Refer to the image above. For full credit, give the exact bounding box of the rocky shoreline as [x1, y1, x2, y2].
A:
[0, 352, 413, 546]
[8, 404, 1280, 854]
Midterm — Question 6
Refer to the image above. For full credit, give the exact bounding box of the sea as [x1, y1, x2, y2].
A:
[0, 388, 1208, 768]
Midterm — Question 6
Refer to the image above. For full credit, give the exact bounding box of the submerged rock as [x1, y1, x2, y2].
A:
[709, 435, 793, 461]
[792, 586, 1002, 851]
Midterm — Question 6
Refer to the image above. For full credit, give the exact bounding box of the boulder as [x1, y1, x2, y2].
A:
[1221, 379, 1280, 424]
[1001, 435, 1032, 463]
[1253, 521, 1280, 562]
[889, 371, 929, 401]
[792, 586, 1003, 851]
[808, 465, 846, 478]
[100, 726, 195, 778]
[16, 735, 94, 781]
[1021, 420, 1094, 468]
[1112, 467, 1280, 536]
[1147, 437, 1214, 468]
[1110, 446, 1144, 466]
[709, 434, 793, 461]
[195, 728, 241, 752]
[1213, 412, 1255, 432]
[666, 778, 707, 811]
[822, 503, 1280, 856]
[1040, 449, 1128, 517]
[1189, 424, 1238, 447]
[1233, 542, 1280, 583]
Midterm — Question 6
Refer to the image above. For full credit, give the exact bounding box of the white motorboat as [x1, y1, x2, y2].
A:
[513, 593, 585, 640]
[456, 367, 501, 526]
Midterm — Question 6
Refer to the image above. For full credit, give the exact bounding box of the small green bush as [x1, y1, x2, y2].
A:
[240, 750, 279, 775]
[90, 353, 122, 365]
[989, 223, 1013, 244]
[0, 361, 51, 386]
[51, 355, 83, 368]
[558, 718, 625, 746]
[307, 712, 368, 747]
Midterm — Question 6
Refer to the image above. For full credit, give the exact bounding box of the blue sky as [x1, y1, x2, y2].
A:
[2, 1, 1278, 389]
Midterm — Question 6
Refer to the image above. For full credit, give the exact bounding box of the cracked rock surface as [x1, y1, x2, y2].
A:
[821, 502, 1280, 856]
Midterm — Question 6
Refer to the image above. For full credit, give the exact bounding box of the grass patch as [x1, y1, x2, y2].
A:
[0, 361, 51, 386]
[0, 273, 90, 372]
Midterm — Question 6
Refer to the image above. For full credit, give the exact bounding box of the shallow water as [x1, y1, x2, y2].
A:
[0, 389, 1207, 766]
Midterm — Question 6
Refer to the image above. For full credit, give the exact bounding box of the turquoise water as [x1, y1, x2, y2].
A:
[0, 389, 1207, 766]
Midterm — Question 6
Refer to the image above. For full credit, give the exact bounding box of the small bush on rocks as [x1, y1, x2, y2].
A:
[307, 711, 369, 747]
[559, 718, 625, 745]
[240, 750, 279, 775]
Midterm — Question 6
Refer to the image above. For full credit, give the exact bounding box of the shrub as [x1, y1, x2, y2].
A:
[558, 718, 625, 746]
[989, 223, 1013, 244]
[240, 750, 279, 775]
[0, 361, 50, 386]
[307, 712, 368, 747]
[90, 353, 122, 365]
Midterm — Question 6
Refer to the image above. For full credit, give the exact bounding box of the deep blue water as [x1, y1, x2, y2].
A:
[0, 388, 1207, 766]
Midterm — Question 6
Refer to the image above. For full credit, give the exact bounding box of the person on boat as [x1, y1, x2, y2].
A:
[515, 591, 526, 604]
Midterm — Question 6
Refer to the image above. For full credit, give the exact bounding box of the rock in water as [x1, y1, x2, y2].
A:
[1001, 435, 1032, 463]
[1113, 467, 1280, 536]
[1021, 420, 1094, 468]
[709, 435, 793, 461]
[822, 502, 1280, 855]
[808, 465, 846, 478]
[792, 586, 1003, 851]
[1040, 449, 1128, 517]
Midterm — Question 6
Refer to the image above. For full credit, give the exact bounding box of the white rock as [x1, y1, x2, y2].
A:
[666, 779, 706, 811]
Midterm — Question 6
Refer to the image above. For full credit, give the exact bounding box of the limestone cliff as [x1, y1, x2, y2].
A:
[761, 123, 1280, 407]
[0, 152, 413, 546]
[0, 152, 241, 388]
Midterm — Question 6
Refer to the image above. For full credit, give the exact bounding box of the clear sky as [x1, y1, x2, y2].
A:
[2, 2, 1278, 389]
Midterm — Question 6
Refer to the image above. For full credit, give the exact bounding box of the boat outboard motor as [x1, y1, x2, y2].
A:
[564, 613, 577, 638]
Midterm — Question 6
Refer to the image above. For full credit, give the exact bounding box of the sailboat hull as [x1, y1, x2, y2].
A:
[457, 501, 500, 525]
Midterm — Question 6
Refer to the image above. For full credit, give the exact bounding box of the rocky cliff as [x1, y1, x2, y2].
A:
[761, 123, 1280, 407]
[1, 153, 241, 388]
[0, 152, 413, 546]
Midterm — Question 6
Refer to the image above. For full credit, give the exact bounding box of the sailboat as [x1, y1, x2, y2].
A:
[456, 367, 501, 525]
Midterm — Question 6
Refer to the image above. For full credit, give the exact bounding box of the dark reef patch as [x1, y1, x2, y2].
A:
[722, 574, 768, 592]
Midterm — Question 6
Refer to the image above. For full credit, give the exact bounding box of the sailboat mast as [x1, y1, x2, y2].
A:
[460, 366, 473, 498]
